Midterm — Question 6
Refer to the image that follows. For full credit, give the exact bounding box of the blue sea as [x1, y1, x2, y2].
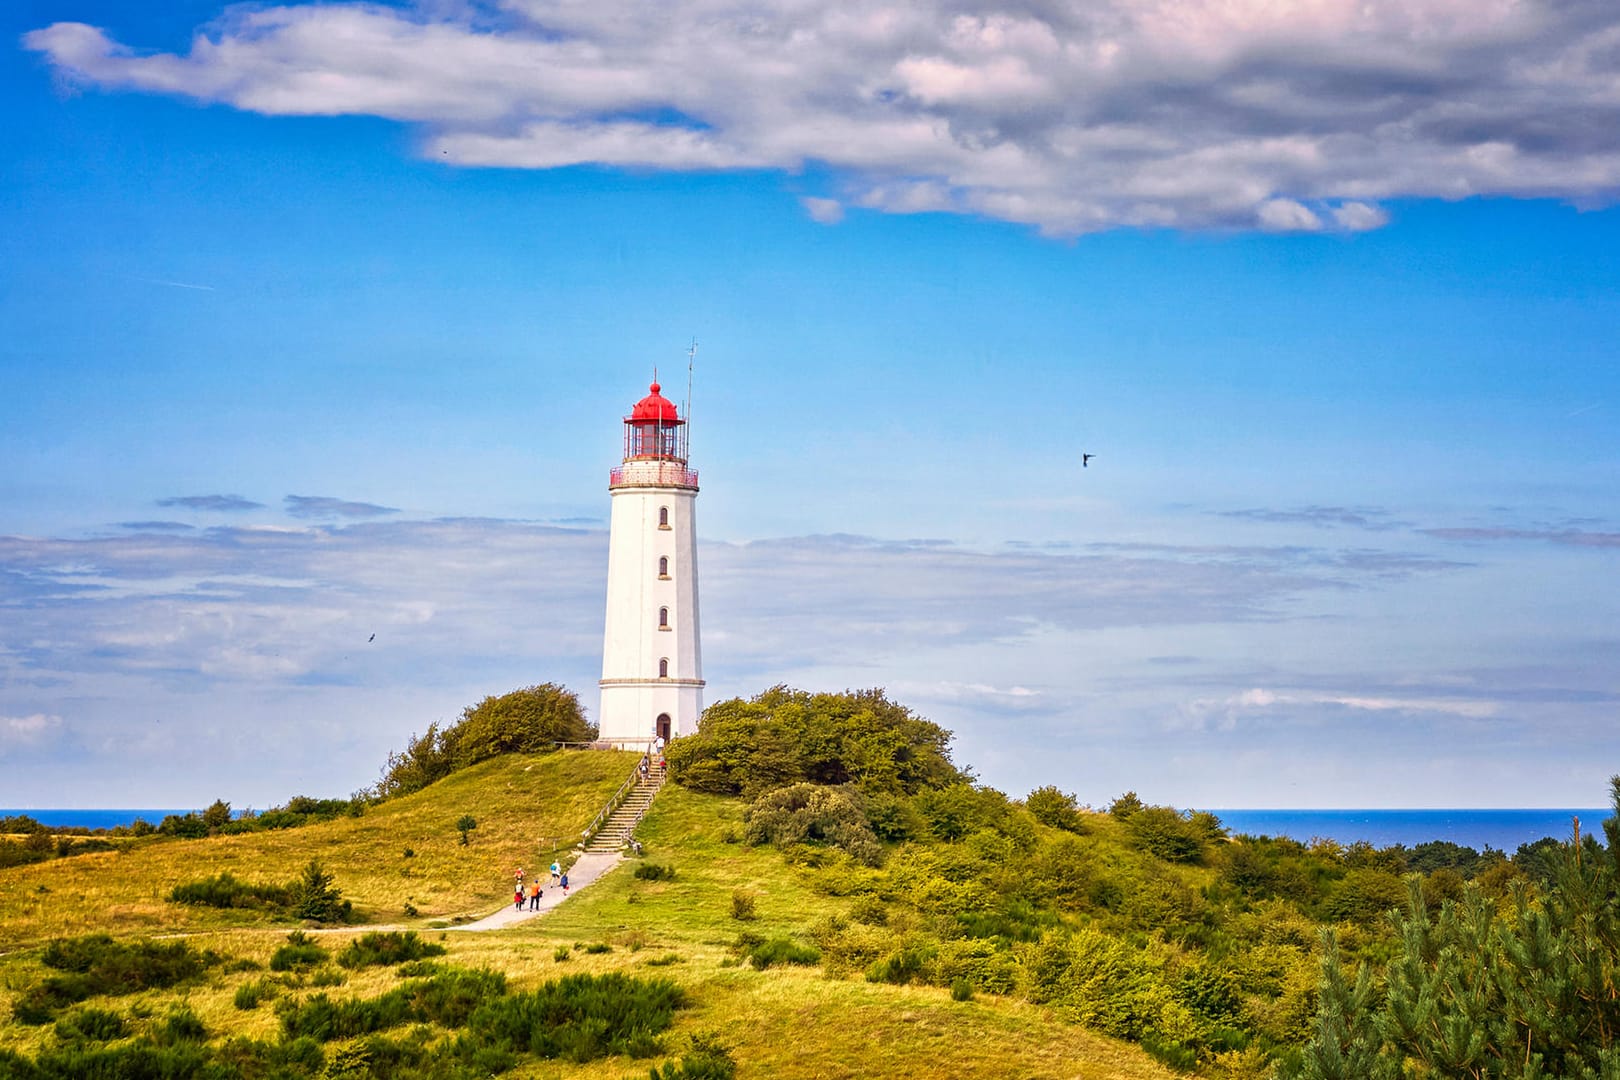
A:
[0, 809, 188, 830]
[1210, 808, 1611, 852]
[3, 807, 1612, 852]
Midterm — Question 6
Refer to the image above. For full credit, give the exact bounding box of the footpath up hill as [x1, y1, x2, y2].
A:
[0, 750, 637, 950]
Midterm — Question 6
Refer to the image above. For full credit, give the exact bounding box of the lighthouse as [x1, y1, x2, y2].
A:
[597, 379, 704, 748]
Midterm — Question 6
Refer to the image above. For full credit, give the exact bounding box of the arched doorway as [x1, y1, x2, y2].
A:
[656, 713, 672, 743]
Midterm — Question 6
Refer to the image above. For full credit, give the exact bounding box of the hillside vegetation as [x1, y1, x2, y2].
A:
[0, 750, 636, 950]
[1, 684, 1615, 1080]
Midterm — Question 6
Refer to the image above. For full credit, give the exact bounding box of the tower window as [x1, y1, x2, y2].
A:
[658, 555, 669, 579]
[659, 657, 669, 678]
[658, 606, 670, 630]
[658, 506, 670, 529]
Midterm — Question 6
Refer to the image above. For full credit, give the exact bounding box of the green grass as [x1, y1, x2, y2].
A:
[0, 752, 1184, 1080]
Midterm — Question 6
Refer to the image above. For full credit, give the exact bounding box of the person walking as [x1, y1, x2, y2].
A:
[560, 871, 569, 894]
[513, 885, 524, 911]
[549, 860, 561, 886]
[528, 880, 542, 911]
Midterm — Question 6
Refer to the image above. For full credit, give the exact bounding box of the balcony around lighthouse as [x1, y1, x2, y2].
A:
[609, 461, 699, 489]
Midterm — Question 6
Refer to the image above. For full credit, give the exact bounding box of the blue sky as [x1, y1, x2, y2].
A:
[3, 0, 1618, 810]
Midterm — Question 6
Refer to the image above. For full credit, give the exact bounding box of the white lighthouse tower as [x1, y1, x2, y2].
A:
[597, 378, 704, 747]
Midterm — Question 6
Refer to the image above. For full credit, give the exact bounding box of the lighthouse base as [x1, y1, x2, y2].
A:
[597, 678, 704, 748]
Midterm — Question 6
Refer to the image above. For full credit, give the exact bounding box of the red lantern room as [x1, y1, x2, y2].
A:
[611, 380, 698, 490]
[624, 381, 686, 461]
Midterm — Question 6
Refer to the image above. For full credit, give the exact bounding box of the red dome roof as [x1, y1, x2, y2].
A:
[630, 381, 682, 423]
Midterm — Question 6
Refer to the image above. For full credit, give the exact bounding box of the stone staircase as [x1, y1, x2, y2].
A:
[580, 767, 665, 854]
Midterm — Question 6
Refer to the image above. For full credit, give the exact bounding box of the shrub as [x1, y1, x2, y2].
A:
[290, 859, 353, 923]
[582, 942, 613, 954]
[1324, 868, 1408, 923]
[634, 861, 677, 881]
[277, 967, 507, 1041]
[201, 799, 233, 830]
[1022, 928, 1198, 1042]
[747, 938, 820, 969]
[645, 953, 683, 967]
[554, 946, 572, 962]
[456, 815, 477, 845]
[1109, 792, 1145, 820]
[913, 785, 1010, 842]
[13, 934, 212, 1023]
[1126, 806, 1206, 864]
[1026, 786, 1086, 832]
[337, 931, 447, 970]
[865, 942, 936, 985]
[730, 890, 757, 921]
[233, 979, 277, 1010]
[459, 972, 682, 1063]
[168, 872, 293, 911]
[269, 930, 329, 971]
[53, 1006, 125, 1042]
[377, 684, 594, 799]
[668, 687, 966, 798]
[157, 813, 208, 839]
[647, 1032, 737, 1080]
[744, 783, 884, 866]
[950, 977, 975, 1002]
[150, 1006, 206, 1046]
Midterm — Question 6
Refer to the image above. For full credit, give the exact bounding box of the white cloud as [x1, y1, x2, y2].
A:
[1187, 686, 1501, 728]
[800, 196, 844, 224]
[1, 713, 63, 747]
[1332, 201, 1390, 231]
[27, 0, 1620, 235]
[1257, 198, 1323, 232]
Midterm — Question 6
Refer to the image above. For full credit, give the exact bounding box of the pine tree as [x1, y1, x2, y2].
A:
[1296, 929, 1393, 1080]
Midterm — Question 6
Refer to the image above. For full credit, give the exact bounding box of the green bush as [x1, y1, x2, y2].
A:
[337, 931, 447, 970]
[52, 1006, 125, 1042]
[730, 890, 757, 921]
[150, 1006, 206, 1046]
[233, 978, 277, 1010]
[157, 813, 209, 839]
[459, 972, 682, 1064]
[277, 967, 508, 1041]
[1125, 806, 1206, 864]
[865, 942, 936, 985]
[168, 872, 293, 911]
[668, 687, 965, 798]
[647, 1032, 737, 1080]
[13, 934, 213, 1023]
[743, 783, 884, 866]
[377, 684, 595, 799]
[290, 859, 353, 923]
[269, 930, 329, 971]
[634, 861, 677, 881]
[1026, 786, 1086, 833]
[950, 977, 975, 1002]
[747, 938, 820, 969]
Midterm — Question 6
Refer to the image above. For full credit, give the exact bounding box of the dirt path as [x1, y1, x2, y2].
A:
[445, 851, 622, 932]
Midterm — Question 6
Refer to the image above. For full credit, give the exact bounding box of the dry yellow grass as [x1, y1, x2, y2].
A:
[0, 750, 638, 951]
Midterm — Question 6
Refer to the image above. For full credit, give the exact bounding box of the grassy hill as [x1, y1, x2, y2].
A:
[0, 750, 1183, 1079]
[0, 750, 638, 950]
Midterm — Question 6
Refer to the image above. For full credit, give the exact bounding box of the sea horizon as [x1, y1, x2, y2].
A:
[1208, 807, 1610, 852]
[5, 805, 1612, 852]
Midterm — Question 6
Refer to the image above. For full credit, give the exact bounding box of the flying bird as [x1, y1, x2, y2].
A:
[368, 634, 375, 643]
[1082, 453, 1095, 467]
